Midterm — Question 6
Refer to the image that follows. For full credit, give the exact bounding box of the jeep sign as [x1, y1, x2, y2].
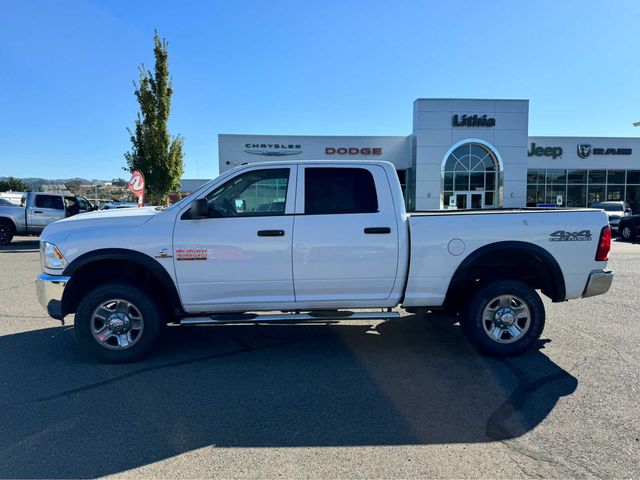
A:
[528, 143, 563, 159]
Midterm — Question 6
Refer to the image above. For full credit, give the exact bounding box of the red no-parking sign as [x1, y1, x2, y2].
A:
[128, 170, 145, 207]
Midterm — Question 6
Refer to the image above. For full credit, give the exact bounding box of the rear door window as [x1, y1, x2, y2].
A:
[304, 168, 378, 215]
[35, 195, 64, 210]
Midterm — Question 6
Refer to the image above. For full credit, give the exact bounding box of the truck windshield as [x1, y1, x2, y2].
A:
[593, 203, 623, 212]
[162, 192, 196, 211]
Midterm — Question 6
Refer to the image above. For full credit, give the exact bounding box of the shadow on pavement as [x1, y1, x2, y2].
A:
[615, 238, 640, 245]
[0, 313, 577, 478]
[0, 238, 40, 253]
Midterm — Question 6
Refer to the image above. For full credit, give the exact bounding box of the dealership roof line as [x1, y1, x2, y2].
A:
[219, 133, 409, 139]
[413, 97, 529, 102]
[530, 135, 640, 140]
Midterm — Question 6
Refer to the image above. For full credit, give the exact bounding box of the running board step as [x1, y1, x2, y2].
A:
[179, 311, 401, 325]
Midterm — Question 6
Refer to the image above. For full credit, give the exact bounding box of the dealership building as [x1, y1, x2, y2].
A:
[218, 98, 640, 213]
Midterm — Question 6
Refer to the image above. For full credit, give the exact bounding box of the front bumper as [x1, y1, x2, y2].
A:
[582, 270, 614, 298]
[36, 273, 71, 320]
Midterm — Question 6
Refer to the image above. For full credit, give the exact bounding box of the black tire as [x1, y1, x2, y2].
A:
[620, 224, 633, 241]
[0, 219, 15, 246]
[74, 283, 164, 363]
[460, 280, 545, 357]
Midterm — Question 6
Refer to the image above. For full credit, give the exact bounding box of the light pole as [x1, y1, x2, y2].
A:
[91, 179, 98, 206]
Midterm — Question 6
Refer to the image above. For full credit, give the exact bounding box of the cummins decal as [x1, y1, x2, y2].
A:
[244, 143, 302, 156]
[549, 230, 592, 242]
[176, 248, 208, 261]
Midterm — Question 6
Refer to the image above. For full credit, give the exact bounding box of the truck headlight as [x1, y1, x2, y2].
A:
[41, 242, 67, 270]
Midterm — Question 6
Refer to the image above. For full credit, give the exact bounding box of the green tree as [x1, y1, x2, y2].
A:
[124, 31, 184, 204]
[0, 177, 29, 192]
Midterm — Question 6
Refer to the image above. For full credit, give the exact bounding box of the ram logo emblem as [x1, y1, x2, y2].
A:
[577, 144, 592, 159]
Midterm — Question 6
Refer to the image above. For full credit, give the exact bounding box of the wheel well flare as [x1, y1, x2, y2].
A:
[61, 250, 183, 317]
[445, 242, 566, 307]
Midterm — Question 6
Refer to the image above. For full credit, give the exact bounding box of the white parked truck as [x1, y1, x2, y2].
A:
[0, 192, 95, 245]
[36, 161, 613, 362]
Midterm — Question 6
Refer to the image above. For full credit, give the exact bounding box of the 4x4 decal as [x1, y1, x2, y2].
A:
[549, 230, 592, 242]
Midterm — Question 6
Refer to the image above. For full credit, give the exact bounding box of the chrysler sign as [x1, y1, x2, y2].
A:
[244, 143, 302, 156]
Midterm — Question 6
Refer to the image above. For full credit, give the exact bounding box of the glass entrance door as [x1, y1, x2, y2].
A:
[455, 193, 467, 209]
[470, 192, 483, 209]
[453, 191, 485, 209]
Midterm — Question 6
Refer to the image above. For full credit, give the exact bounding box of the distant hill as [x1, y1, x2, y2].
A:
[0, 177, 114, 190]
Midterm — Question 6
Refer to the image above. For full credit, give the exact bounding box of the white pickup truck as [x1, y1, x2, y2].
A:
[36, 160, 613, 362]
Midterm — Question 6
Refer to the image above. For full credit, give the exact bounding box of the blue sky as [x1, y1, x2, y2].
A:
[1, 0, 639, 180]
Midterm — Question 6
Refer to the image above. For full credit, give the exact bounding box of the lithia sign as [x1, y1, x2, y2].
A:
[452, 114, 496, 127]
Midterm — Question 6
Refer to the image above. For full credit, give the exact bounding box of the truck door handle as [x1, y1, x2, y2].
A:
[33, 210, 43, 214]
[257, 230, 285, 237]
[364, 227, 391, 234]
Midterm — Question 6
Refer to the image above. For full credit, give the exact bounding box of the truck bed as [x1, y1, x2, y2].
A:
[403, 207, 609, 307]
[407, 207, 602, 216]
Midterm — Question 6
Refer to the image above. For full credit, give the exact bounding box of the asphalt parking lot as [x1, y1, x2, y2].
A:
[0, 236, 638, 479]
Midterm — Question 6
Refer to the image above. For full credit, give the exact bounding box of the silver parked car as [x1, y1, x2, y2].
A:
[0, 192, 95, 245]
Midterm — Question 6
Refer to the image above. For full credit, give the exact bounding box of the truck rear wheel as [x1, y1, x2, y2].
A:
[74, 283, 163, 363]
[0, 219, 15, 246]
[460, 280, 545, 357]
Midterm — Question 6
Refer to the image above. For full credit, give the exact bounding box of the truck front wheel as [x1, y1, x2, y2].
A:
[461, 280, 545, 357]
[74, 283, 163, 363]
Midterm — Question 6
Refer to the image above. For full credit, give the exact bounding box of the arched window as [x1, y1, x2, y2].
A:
[442, 142, 501, 208]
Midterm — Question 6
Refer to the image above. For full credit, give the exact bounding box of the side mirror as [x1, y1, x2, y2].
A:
[625, 208, 632, 214]
[190, 198, 209, 219]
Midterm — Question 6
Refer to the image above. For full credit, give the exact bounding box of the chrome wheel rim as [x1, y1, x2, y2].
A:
[90, 299, 144, 350]
[622, 226, 631, 239]
[482, 294, 531, 344]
